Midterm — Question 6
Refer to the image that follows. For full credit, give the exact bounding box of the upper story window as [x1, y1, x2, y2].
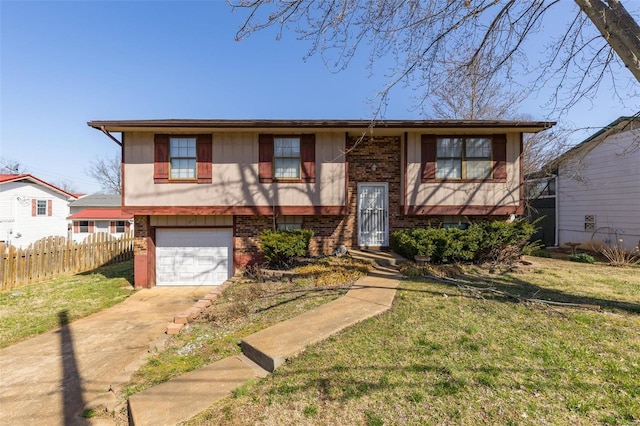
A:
[36, 200, 47, 216]
[422, 134, 507, 182]
[32, 199, 51, 216]
[274, 137, 301, 179]
[259, 134, 316, 183]
[154, 134, 212, 184]
[170, 137, 197, 180]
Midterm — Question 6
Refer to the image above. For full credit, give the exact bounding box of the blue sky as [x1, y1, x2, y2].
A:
[2, 1, 639, 194]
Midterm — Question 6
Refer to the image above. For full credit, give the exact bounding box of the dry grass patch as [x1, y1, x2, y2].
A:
[185, 257, 639, 426]
[121, 256, 373, 398]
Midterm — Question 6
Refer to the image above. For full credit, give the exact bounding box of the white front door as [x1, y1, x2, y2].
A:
[156, 228, 232, 286]
[357, 183, 389, 246]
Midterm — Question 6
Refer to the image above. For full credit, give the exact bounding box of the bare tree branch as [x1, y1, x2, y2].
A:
[229, 0, 640, 118]
[86, 153, 121, 195]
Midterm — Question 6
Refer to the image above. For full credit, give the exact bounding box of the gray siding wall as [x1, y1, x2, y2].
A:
[557, 129, 640, 252]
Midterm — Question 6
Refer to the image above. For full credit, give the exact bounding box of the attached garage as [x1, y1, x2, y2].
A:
[155, 228, 233, 286]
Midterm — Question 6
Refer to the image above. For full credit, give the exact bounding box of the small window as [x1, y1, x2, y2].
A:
[274, 137, 300, 179]
[441, 216, 469, 230]
[115, 221, 126, 233]
[276, 215, 303, 231]
[170, 137, 197, 180]
[36, 200, 47, 216]
[79, 221, 90, 233]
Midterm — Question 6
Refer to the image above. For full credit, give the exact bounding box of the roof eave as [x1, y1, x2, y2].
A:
[88, 119, 556, 134]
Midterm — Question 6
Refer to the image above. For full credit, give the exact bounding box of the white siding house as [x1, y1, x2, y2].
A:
[0, 174, 79, 248]
[555, 117, 640, 252]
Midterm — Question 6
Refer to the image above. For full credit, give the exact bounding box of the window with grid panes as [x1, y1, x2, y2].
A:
[436, 137, 492, 180]
[169, 137, 197, 179]
[274, 137, 301, 179]
[36, 200, 47, 216]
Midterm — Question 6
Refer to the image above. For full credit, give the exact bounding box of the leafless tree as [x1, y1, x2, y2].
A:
[86, 153, 121, 195]
[231, 0, 640, 118]
[52, 180, 79, 194]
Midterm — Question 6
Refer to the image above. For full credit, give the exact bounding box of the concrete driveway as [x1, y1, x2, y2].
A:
[0, 286, 213, 426]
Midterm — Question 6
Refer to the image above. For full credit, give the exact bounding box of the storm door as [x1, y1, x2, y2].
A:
[357, 183, 389, 246]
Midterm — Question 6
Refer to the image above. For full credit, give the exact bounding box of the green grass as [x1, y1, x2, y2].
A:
[183, 257, 640, 425]
[122, 257, 373, 398]
[0, 260, 134, 348]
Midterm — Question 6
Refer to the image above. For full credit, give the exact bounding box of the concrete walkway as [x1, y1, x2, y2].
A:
[128, 251, 402, 426]
[0, 285, 213, 426]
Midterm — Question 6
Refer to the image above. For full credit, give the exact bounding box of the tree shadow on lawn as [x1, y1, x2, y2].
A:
[400, 271, 640, 315]
[77, 260, 134, 286]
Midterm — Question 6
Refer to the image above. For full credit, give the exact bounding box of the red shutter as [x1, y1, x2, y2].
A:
[421, 135, 437, 181]
[32, 200, 37, 216]
[197, 134, 213, 184]
[110, 221, 115, 233]
[47, 200, 52, 216]
[89, 221, 95, 233]
[259, 134, 274, 183]
[492, 134, 507, 180]
[300, 134, 316, 183]
[154, 134, 170, 183]
[74, 222, 79, 233]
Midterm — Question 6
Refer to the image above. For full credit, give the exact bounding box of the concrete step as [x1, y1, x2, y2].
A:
[128, 354, 268, 426]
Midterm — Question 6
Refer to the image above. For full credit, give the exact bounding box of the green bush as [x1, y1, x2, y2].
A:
[568, 253, 595, 264]
[259, 229, 314, 267]
[391, 219, 537, 265]
[532, 250, 552, 258]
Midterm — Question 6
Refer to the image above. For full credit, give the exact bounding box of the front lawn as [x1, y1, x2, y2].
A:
[185, 257, 640, 425]
[0, 260, 134, 348]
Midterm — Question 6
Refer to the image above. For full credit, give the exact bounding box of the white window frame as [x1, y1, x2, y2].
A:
[274, 136, 301, 179]
[36, 200, 47, 216]
[169, 137, 197, 180]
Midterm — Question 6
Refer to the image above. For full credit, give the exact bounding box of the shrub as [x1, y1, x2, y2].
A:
[259, 229, 314, 267]
[568, 253, 595, 264]
[391, 219, 537, 265]
[532, 250, 552, 258]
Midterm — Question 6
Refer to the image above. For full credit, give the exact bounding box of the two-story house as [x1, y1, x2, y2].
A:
[88, 119, 554, 288]
[0, 174, 79, 248]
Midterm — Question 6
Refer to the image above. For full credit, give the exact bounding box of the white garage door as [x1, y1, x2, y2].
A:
[156, 228, 232, 286]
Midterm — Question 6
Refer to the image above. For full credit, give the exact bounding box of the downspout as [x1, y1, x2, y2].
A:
[100, 126, 122, 146]
[554, 174, 559, 247]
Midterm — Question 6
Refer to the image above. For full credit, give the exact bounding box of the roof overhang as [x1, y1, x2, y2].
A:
[88, 119, 556, 136]
[0, 174, 78, 199]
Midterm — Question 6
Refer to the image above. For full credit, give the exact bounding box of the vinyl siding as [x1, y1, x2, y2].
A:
[557, 129, 640, 252]
[0, 181, 72, 248]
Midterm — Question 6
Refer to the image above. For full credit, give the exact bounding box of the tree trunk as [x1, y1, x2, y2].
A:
[574, 0, 640, 83]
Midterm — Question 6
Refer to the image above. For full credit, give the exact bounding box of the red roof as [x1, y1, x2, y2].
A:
[0, 174, 79, 199]
[68, 208, 133, 220]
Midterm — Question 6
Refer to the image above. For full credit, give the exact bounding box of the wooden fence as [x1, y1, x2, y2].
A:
[0, 232, 134, 291]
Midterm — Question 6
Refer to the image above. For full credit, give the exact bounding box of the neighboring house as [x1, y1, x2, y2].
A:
[88, 119, 554, 288]
[0, 174, 79, 248]
[539, 116, 640, 252]
[68, 194, 133, 242]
